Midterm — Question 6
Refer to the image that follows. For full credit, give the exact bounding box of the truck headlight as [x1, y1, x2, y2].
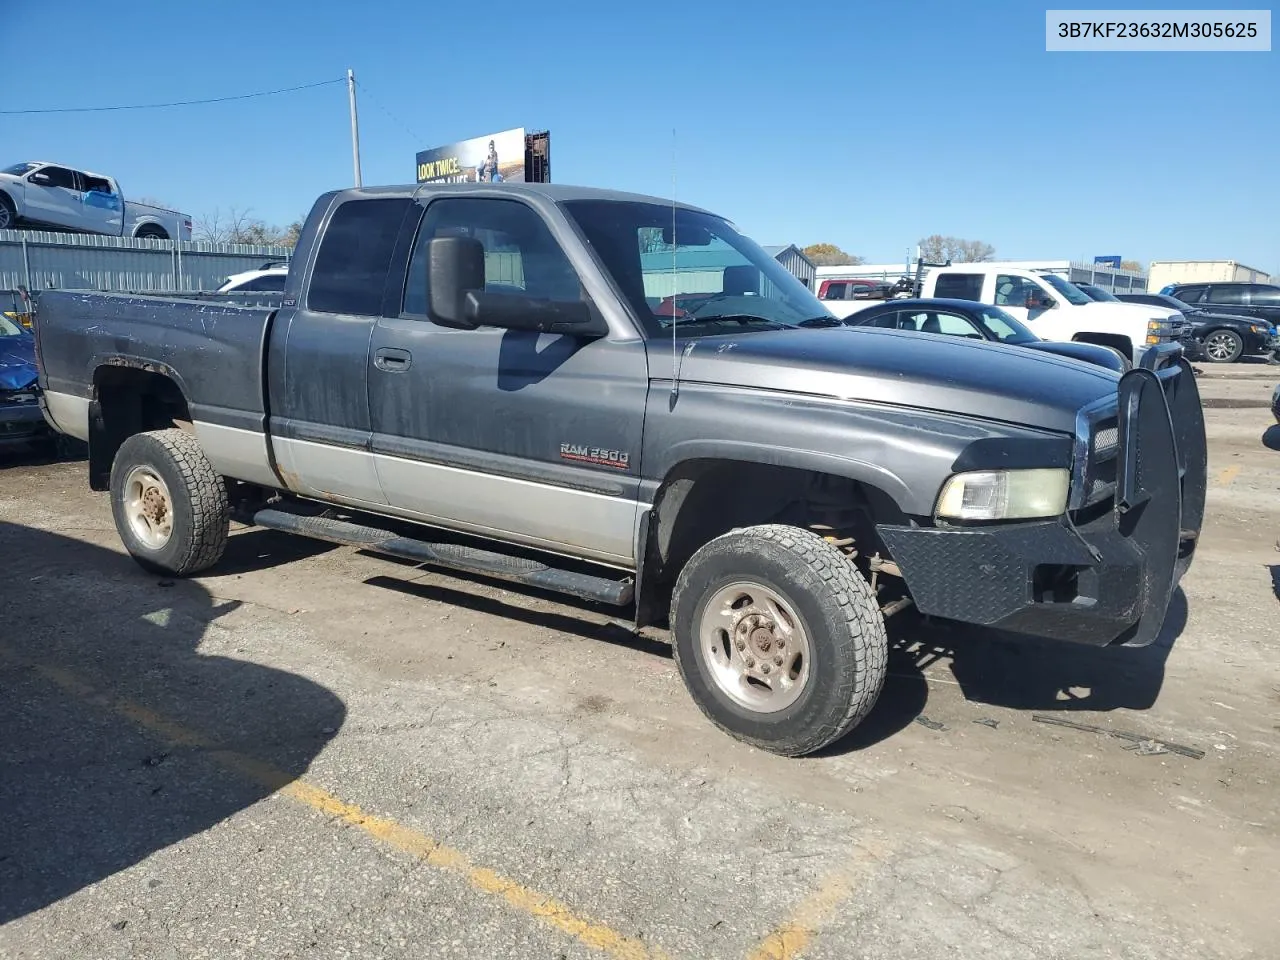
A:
[1145, 319, 1172, 344]
[935, 468, 1070, 521]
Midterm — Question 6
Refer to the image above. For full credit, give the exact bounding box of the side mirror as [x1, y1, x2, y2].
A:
[426, 236, 485, 329]
[464, 291, 607, 337]
[1025, 293, 1055, 310]
[28, 172, 51, 185]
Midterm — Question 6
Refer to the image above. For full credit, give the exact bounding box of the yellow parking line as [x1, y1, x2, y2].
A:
[1215, 464, 1241, 486]
[4, 650, 666, 960]
[745, 841, 888, 960]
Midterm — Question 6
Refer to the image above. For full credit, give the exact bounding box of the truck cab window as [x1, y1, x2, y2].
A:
[994, 275, 1038, 307]
[309, 198, 413, 316]
[932, 273, 983, 301]
[80, 174, 114, 195]
[31, 166, 77, 190]
[403, 198, 584, 317]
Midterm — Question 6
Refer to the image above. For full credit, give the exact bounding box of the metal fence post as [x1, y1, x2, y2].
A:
[21, 232, 31, 290]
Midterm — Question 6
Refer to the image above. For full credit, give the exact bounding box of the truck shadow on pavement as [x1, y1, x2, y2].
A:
[0, 521, 346, 927]
[892, 589, 1186, 714]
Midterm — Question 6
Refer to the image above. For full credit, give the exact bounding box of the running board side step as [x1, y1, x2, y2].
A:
[249, 508, 635, 607]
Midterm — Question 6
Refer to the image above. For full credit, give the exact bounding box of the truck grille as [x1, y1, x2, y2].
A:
[1071, 402, 1119, 510]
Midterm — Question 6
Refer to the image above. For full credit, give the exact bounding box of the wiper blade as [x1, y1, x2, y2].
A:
[659, 314, 787, 330]
[796, 316, 846, 328]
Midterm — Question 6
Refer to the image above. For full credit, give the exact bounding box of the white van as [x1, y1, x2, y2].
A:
[919, 265, 1187, 363]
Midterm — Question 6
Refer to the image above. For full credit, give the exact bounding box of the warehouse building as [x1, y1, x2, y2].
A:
[638, 244, 817, 299]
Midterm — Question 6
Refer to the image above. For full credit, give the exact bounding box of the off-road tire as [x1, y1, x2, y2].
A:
[110, 428, 229, 576]
[1202, 328, 1244, 364]
[670, 524, 888, 756]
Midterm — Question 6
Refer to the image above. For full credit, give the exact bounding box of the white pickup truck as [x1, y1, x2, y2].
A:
[918, 265, 1188, 363]
[0, 161, 192, 241]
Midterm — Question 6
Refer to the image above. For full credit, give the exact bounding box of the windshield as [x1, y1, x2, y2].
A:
[2, 162, 39, 177]
[0, 315, 27, 337]
[974, 306, 1037, 344]
[1040, 273, 1093, 306]
[561, 200, 834, 338]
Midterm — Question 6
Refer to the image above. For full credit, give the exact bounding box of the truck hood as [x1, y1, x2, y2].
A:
[1084, 300, 1180, 323]
[0, 335, 37, 391]
[669, 326, 1117, 433]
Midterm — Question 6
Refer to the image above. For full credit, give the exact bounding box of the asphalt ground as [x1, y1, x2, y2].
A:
[1, 364, 1277, 959]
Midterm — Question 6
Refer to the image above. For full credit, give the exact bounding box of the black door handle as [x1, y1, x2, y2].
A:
[374, 347, 412, 372]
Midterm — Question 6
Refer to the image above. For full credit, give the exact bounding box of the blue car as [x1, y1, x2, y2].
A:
[0, 314, 53, 450]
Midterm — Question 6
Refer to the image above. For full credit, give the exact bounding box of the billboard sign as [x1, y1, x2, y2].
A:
[415, 128, 550, 184]
[1093, 255, 1122, 268]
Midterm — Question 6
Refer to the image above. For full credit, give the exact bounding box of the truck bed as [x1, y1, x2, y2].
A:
[36, 291, 273, 429]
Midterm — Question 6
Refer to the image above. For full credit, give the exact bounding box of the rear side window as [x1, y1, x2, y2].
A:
[309, 198, 412, 316]
[241, 273, 286, 292]
[933, 273, 983, 300]
[1206, 285, 1246, 305]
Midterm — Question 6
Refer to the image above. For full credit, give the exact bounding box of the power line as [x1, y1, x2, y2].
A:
[1, 78, 345, 116]
[353, 78, 423, 146]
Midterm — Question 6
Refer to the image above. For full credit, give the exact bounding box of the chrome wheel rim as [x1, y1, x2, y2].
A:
[698, 580, 811, 713]
[1206, 332, 1238, 361]
[123, 465, 174, 549]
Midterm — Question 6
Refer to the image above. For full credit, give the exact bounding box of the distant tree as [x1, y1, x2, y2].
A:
[281, 220, 304, 248]
[802, 243, 863, 266]
[639, 227, 668, 253]
[1119, 259, 1143, 272]
[918, 235, 996, 263]
[194, 206, 295, 247]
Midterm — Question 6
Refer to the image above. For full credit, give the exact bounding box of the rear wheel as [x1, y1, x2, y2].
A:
[135, 225, 169, 241]
[670, 524, 888, 756]
[1203, 329, 1244, 363]
[109, 429, 228, 575]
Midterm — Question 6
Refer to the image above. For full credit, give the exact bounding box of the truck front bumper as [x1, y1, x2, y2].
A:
[877, 359, 1206, 648]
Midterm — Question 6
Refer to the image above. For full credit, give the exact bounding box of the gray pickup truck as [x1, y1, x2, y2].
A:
[34, 183, 1207, 756]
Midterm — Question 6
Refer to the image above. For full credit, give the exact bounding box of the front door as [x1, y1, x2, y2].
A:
[24, 166, 83, 229]
[368, 196, 648, 566]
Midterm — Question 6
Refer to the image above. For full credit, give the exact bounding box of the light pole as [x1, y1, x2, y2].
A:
[347, 68, 363, 188]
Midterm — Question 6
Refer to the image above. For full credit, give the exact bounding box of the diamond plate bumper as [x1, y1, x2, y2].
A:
[877, 359, 1205, 648]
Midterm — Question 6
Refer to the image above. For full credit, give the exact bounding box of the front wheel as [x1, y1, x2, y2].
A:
[110, 429, 229, 576]
[670, 524, 888, 756]
[0, 194, 16, 230]
[1203, 329, 1244, 363]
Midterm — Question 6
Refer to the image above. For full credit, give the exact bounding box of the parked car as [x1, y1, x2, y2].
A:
[215, 261, 290, 294]
[1163, 283, 1280, 328]
[843, 298, 1131, 372]
[818, 278, 892, 301]
[918, 265, 1191, 365]
[1118, 292, 1274, 363]
[0, 161, 192, 241]
[0, 313, 52, 450]
[35, 181, 1206, 757]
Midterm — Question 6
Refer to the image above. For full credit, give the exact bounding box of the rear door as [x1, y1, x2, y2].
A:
[368, 195, 648, 566]
[269, 195, 415, 506]
[76, 171, 124, 235]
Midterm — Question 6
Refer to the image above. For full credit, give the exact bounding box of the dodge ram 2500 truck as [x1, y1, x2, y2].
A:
[34, 182, 1207, 756]
[0, 161, 192, 240]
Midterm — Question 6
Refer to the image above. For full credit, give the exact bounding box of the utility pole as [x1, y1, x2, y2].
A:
[347, 68, 363, 188]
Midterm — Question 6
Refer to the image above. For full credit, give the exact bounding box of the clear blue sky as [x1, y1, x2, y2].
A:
[6, 0, 1277, 271]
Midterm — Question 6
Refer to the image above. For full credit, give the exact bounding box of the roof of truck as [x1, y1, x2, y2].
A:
[337, 182, 716, 215]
